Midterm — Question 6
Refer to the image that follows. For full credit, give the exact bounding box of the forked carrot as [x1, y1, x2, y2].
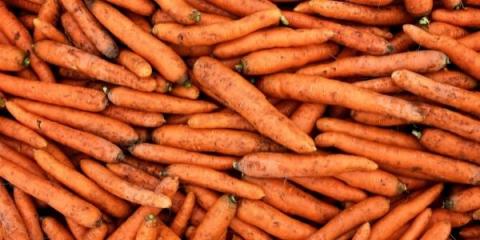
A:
[445, 187, 480, 212]
[107, 163, 160, 190]
[170, 192, 195, 236]
[192, 195, 237, 240]
[13, 189, 43, 240]
[291, 177, 368, 202]
[399, 208, 432, 240]
[419, 221, 451, 240]
[41, 217, 75, 240]
[117, 49, 152, 78]
[429, 208, 471, 227]
[336, 170, 407, 197]
[102, 105, 165, 128]
[0, 184, 29, 240]
[60, 13, 100, 55]
[0, 44, 29, 71]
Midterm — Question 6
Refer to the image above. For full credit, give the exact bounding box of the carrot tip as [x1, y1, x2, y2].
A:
[280, 15, 289, 26]
[443, 199, 454, 209]
[190, 10, 202, 23]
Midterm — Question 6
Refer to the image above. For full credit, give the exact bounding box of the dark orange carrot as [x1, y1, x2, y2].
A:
[60, 13, 100, 55]
[117, 49, 152, 78]
[291, 177, 368, 202]
[33, 18, 68, 43]
[0, 184, 29, 240]
[34, 0, 59, 41]
[445, 187, 480, 212]
[199, 0, 276, 16]
[427, 21, 468, 38]
[104, 0, 155, 16]
[171, 45, 213, 58]
[42, 217, 75, 240]
[429, 208, 471, 227]
[404, 0, 433, 16]
[18, 14, 36, 30]
[135, 215, 158, 240]
[88, 0, 187, 83]
[420, 221, 451, 240]
[399, 208, 432, 240]
[13, 189, 43, 240]
[170, 192, 195, 236]
[192, 195, 237, 240]
[0, 116, 47, 148]
[0, 44, 29, 71]
[353, 77, 403, 93]
[336, 170, 407, 197]
[185, 0, 236, 17]
[107, 163, 160, 190]
[432, 8, 480, 27]
[102, 105, 165, 128]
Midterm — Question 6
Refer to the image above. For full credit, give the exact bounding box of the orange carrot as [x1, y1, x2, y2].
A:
[432, 8, 480, 27]
[151, 10, 175, 24]
[60, 0, 118, 58]
[34, 0, 59, 41]
[80, 159, 171, 208]
[397, 175, 429, 191]
[104, 0, 155, 16]
[152, 9, 282, 46]
[170, 192, 195, 236]
[122, 156, 164, 176]
[151, 74, 172, 93]
[353, 222, 370, 240]
[390, 31, 415, 53]
[442, 0, 463, 9]
[297, 50, 448, 77]
[291, 177, 368, 202]
[427, 21, 468, 38]
[399, 208, 432, 240]
[60, 13, 100, 55]
[459, 31, 480, 51]
[429, 208, 471, 227]
[171, 45, 213, 57]
[135, 214, 158, 240]
[186, 113, 253, 132]
[346, 0, 394, 5]
[369, 184, 443, 240]
[308, 196, 390, 240]
[13, 189, 43, 240]
[460, 225, 480, 238]
[419, 221, 451, 240]
[0, 44, 29, 71]
[102, 105, 165, 128]
[107, 163, 160, 190]
[88, 0, 187, 83]
[125, 11, 151, 32]
[5, 0, 41, 12]
[244, 177, 339, 223]
[170, 84, 200, 99]
[290, 103, 326, 134]
[196, 0, 275, 16]
[404, 0, 433, 16]
[353, 77, 403, 93]
[0, 116, 47, 148]
[117, 49, 152, 78]
[17, 68, 38, 80]
[153, 0, 201, 25]
[152, 125, 284, 156]
[445, 187, 480, 212]
[42, 217, 75, 240]
[0, 30, 10, 44]
[336, 170, 407, 197]
[83, 222, 108, 240]
[0, 184, 29, 240]
[65, 217, 87, 240]
[192, 195, 236, 240]
[0, 139, 46, 178]
[33, 18, 68, 43]
[185, 0, 236, 17]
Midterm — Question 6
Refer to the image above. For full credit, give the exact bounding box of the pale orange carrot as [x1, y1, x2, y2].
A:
[420, 221, 451, 240]
[0, 184, 29, 240]
[13, 189, 43, 240]
[291, 177, 368, 202]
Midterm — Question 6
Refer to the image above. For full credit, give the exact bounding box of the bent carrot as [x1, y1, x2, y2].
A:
[404, 0, 433, 17]
[336, 170, 407, 197]
[13, 189, 43, 240]
[7, 102, 123, 163]
[353, 222, 370, 240]
[235, 152, 377, 178]
[88, 0, 187, 83]
[244, 177, 339, 223]
[33, 18, 68, 43]
[60, 13, 100, 55]
[192, 195, 237, 240]
[308, 196, 390, 240]
[170, 192, 195, 236]
[0, 116, 47, 148]
[432, 8, 480, 27]
[102, 105, 165, 128]
[152, 9, 281, 46]
[107, 163, 160, 190]
[291, 177, 368, 202]
[42, 217, 75, 240]
[135, 214, 158, 240]
[297, 50, 447, 77]
[0, 44, 29, 71]
[165, 164, 264, 199]
[34, 150, 131, 218]
[0, 184, 29, 240]
[194, 57, 315, 153]
[105, 0, 155, 16]
[399, 208, 432, 240]
[80, 159, 171, 208]
[420, 221, 451, 240]
[153, 0, 201, 25]
[83, 222, 108, 240]
[445, 187, 480, 212]
[427, 21, 468, 38]
[429, 208, 471, 227]
[117, 49, 152, 78]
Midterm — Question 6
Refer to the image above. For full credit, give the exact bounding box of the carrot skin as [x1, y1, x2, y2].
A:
[41, 217, 75, 240]
[399, 208, 432, 240]
[13, 189, 43, 240]
[0, 184, 30, 240]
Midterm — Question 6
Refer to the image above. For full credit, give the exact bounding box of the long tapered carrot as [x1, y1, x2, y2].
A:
[42, 217, 75, 240]
[107, 87, 217, 114]
[235, 152, 377, 178]
[244, 177, 339, 223]
[34, 150, 131, 217]
[316, 118, 422, 149]
[105, 0, 155, 16]
[194, 57, 315, 153]
[0, 44, 29, 71]
[60, 13, 100, 55]
[0, 184, 29, 240]
[399, 208, 432, 240]
[352, 222, 370, 240]
[102, 105, 165, 128]
[107, 163, 160, 190]
[152, 9, 282, 46]
[291, 177, 368, 202]
[80, 159, 171, 208]
[153, 0, 201, 25]
[117, 49, 152, 78]
[420, 221, 451, 240]
[369, 184, 443, 240]
[305, 0, 412, 26]
[170, 192, 195, 236]
[430, 208, 471, 227]
[237, 43, 339, 75]
[60, 0, 118, 58]
[0, 116, 47, 148]
[192, 195, 237, 240]
[135, 214, 158, 240]
[13, 189, 43, 240]
[165, 164, 264, 199]
[88, 0, 187, 83]
[445, 187, 480, 212]
[432, 8, 480, 27]
[213, 27, 334, 59]
[336, 170, 406, 197]
[297, 50, 447, 77]
[460, 225, 480, 238]
[7, 102, 123, 163]
[258, 73, 424, 122]
[308, 196, 390, 240]
[427, 21, 468, 38]
[33, 18, 68, 43]
[153, 125, 284, 156]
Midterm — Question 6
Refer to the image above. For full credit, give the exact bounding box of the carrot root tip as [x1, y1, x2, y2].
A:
[443, 199, 454, 209]
[280, 15, 289, 26]
[190, 10, 202, 23]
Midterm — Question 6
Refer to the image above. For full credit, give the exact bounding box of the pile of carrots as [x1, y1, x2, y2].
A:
[1, 0, 480, 239]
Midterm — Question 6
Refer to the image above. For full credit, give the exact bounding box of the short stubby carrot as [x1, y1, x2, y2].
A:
[213, 27, 334, 59]
[194, 57, 315, 153]
[420, 221, 451, 240]
[258, 73, 425, 122]
[336, 170, 407, 197]
[108, 87, 217, 114]
[33, 18, 69, 44]
[198, 0, 276, 16]
[60, 0, 119, 59]
[102, 105, 165, 128]
[0, 44, 29, 71]
[0, 184, 30, 240]
[297, 50, 448, 77]
[192, 195, 237, 240]
[244, 177, 339, 223]
[153, 0, 201, 25]
[351, 111, 409, 126]
[429, 208, 471, 227]
[445, 187, 480, 212]
[165, 164, 265, 199]
[13, 189, 43, 240]
[107, 163, 160, 190]
[105, 0, 155, 16]
[187, 111, 256, 132]
[34, 40, 156, 92]
[236, 152, 377, 178]
[432, 8, 480, 27]
[291, 177, 368, 202]
[60, 13, 100, 55]
[427, 21, 468, 38]
[0, 156, 102, 227]
[130, 143, 235, 170]
[117, 49, 152, 78]
[399, 208, 432, 240]
[7, 102, 123, 163]
[0, 116, 47, 148]
[88, 0, 187, 83]
[41, 217, 75, 240]
[152, 9, 282, 46]
[306, 0, 412, 26]
[404, 0, 433, 17]
[237, 199, 316, 239]
[153, 124, 284, 156]
[308, 196, 390, 240]
[13, 99, 138, 146]
[238, 43, 339, 75]
[34, 150, 131, 218]
[316, 118, 422, 149]
[316, 132, 480, 184]
[369, 184, 443, 240]
[80, 159, 171, 208]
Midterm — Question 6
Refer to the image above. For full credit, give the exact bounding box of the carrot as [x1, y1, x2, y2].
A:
[237, 43, 339, 75]
[0, 184, 29, 240]
[152, 125, 284, 156]
[404, 0, 433, 17]
[0, 30, 10, 45]
[458, 31, 480, 51]
[18, 14, 36, 30]
[460, 225, 480, 238]
[336, 170, 407, 197]
[235, 152, 377, 178]
[88, 0, 187, 84]
[445, 187, 480, 212]
[151, 10, 175, 24]
[65, 217, 87, 240]
[308, 196, 390, 240]
[397, 176, 429, 191]
[60, 0, 118, 58]
[290, 103, 326, 134]
[346, 0, 394, 6]
[42, 217, 75, 240]
[283, 11, 392, 55]
[197, 0, 275, 16]
[429, 208, 471, 227]
[0, 140, 46, 178]
[122, 156, 164, 176]
[80, 159, 171, 208]
[390, 31, 415, 53]
[420, 221, 451, 240]
[399, 208, 432, 240]
[298, 50, 447, 77]
[135, 214, 158, 240]
[44, 141, 74, 168]
[427, 21, 468, 38]
[171, 45, 213, 57]
[125, 12, 151, 32]
[305, 0, 412, 26]
[60, 13, 99, 55]
[185, 0, 235, 17]
[13, 189, 43, 240]
[107, 163, 160, 190]
[0, 44, 29, 71]
[170, 84, 200, 99]
[16, 68, 38, 80]
[244, 177, 339, 223]
[353, 77, 403, 93]
[102, 105, 165, 128]
[353, 222, 370, 240]
[151, 74, 172, 93]
[0, 116, 47, 148]
[34, 0, 59, 40]
[58, 68, 92, 80]
[316, 118, 422, 149]
[369, 184, 443, 240]
[34, 150, 131, 217]
[104, 0, 154, 16]
[466, 0, 480, 4]
[192, 195, 236, 240]
[258, 73, 424, 122]
[117, 49, 152, 78]
[107, 87, 217, 114]
[152, 9, 282, 46]
[5, 0, 41, 12]
[291, 177, 368, 202]
[213, 27, 334, 59]
[442, 0, 463, 9]
[82, 222, 108, 240]
[155, 0, 202, 25]
[33, 18, 68, 43]
[432, 8, 480, 27]
[130, 143, 235, 170]
[170, 192, 195, 236]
